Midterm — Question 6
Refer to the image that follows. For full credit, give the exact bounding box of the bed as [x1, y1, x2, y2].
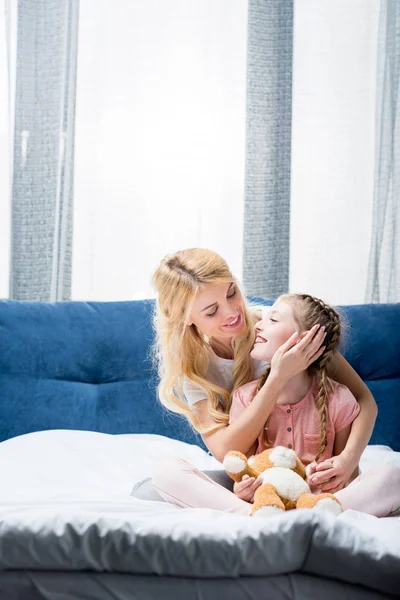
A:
[0, 299, 399, 599]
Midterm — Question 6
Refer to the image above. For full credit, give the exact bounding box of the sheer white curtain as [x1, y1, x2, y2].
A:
[72, 0, 248, 301]
[73, 0, 381, 304]
[290, 0, 380, 305]
[0, 2, 13, 299]
[1, 0, 382, 305]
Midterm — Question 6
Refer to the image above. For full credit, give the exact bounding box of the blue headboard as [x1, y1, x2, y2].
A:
[0, 300, 399, 450]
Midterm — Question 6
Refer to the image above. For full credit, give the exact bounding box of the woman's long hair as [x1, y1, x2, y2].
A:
[152, 248, 258, 434]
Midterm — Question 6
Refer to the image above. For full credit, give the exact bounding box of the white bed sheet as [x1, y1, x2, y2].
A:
[0, 429, 399, 508]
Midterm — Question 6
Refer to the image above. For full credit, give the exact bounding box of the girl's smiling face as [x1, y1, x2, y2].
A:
[250, 299, 299, 362]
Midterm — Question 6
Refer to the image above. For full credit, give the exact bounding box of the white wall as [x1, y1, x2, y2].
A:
[290, 0, 380, 305]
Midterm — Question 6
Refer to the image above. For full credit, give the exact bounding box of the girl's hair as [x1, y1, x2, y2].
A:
[257, 293, 342, 461]
[152, 248, 258, 434]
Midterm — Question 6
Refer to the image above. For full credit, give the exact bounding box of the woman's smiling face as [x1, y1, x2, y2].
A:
[250, 299, 299, 362]
[189, 281, 246, 346]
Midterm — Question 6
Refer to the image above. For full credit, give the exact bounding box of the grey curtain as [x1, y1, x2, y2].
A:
[365, 0, 400, 303]
[8, 0, 79, 301]
[243, 0, 294, 298]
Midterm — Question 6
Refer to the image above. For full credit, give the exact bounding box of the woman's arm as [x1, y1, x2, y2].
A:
[328, 352, 377, 466]
[194, 373, 284, 462]
[333, 424, 353, 456]
[333, 425, 360, 483]
[309, 352, 378, 490]
[194, 325, 326, 462]
[309, 424, 361, 493]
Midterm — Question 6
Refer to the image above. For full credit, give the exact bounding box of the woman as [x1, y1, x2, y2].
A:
[152, 248, 377, 493]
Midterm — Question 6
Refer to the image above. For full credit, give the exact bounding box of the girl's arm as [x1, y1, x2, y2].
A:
[309, 352, 378, 490]
[195, 325, 326, 462]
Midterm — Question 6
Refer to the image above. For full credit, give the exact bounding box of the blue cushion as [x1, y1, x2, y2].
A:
[0, 300, 201, 446]
[339, 304, 400, 449]
[0, 299, 399, 450]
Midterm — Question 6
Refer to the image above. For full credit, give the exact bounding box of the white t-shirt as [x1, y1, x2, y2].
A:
[182, 352, 268, 409]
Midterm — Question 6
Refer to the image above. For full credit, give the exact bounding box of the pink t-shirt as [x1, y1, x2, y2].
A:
[229, 379, 360, 465]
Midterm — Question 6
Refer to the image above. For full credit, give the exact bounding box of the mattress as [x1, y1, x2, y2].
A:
[0, 430, 399, 599]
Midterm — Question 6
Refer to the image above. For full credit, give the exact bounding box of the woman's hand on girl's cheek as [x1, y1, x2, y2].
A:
[308, 454, 353, 493]
[270, 325, 326, 382]
[233, 475, 262, 503]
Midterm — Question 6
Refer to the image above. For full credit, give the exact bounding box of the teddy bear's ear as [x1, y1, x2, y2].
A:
[268, 446, 297, 469]
[223, 452, 248, 475]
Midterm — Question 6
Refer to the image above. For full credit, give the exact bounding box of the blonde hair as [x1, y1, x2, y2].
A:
[256, 293, 342, 461]
[152, 248, 258, 434]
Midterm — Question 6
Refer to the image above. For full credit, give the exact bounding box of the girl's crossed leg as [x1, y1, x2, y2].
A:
[153, 458, 400, 518]
[153, 458, 251, 515]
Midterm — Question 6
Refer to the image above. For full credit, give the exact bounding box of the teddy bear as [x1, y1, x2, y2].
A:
[223, 446, 342, 517]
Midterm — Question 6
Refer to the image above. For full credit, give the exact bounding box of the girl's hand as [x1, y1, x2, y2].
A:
[308, 454, 355, 493]
[270, 325, 326, 383]
[233, 475, 262, 503]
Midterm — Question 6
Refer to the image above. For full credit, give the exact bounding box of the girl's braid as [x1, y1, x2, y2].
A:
[299, 295, 341, 460]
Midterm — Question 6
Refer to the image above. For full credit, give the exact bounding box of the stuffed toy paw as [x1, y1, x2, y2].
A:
[223, 446, 342, 518]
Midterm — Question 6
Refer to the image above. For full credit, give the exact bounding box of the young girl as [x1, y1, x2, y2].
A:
[230, 293, 361, 501]
[153, 292, 400, 517]
[152, 248, 377, 493]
